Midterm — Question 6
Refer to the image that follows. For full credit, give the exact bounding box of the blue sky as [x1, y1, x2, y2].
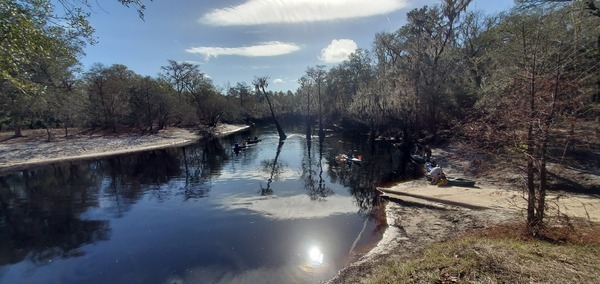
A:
[78, 0, 514, 92]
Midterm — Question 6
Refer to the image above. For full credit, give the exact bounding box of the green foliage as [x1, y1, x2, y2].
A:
[0, 0, 150, 134]
[1, 0, 57, 92]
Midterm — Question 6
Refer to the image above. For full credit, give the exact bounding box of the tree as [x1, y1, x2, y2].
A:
[325, 49, 374, 122]
[1, 0, 150, 135]
[227, 82, 252, 108]
[306, 65, 326, 139]
[372, 31, 418, 142]
[349, 77, 388, 142]
[159, 60, 202, 126]
[298, 75, 313, 140]
[84, 64, 135, 131]
[1, 1, 68, 136]
[160, 60, 200, 96]
[187, 74, 227, 127]
[32, 23, 83, 140]
[253, 77, 286, 140]
[1, 0, 149, 93]
[468, 4, 594, 235]
[374, 0, 471, 139]
[129, 76, 171, 132]
[517, 0, 600, 17]
[227, 82, 254, 120]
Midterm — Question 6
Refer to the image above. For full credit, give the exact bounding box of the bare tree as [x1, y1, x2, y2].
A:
[467, 5, 592, 235]
[306, 66, 326, 140]
[298, 75, 313, 141]
[253, 77, 287, 140]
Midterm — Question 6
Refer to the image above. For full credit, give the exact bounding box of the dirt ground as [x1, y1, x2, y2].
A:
[1, 125, 598, 283]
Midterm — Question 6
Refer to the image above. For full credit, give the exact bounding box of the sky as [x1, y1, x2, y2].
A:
[77, 0, 515, 92]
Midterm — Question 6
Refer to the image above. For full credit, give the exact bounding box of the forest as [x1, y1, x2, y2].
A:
[1, 0, 599, 234]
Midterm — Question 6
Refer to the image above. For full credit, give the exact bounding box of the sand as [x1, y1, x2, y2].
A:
[0, 124, 249, 173]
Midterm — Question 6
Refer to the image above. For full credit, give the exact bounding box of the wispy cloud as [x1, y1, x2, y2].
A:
[185, 41, 301, 60]
[273, 78, 285, 84]
[319, 39, 357, 63]
[200, 0, 409, 26]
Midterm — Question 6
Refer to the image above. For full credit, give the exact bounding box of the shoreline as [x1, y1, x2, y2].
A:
[1, 125, 598, 283]
[0, 124, 250, 174]
[327, 180, 600, 283]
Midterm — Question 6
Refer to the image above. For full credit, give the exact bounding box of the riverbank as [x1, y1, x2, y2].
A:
[1, 126, 598, 282]
[327, 144, 600, 283]
[0, 124, 249, 174]
[327, 179, 600, 283]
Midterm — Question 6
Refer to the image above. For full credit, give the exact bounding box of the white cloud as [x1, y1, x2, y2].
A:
[273, 78, 285, 84]
[318, 39, 358, 63]
[200, 0, 409, 26]
[185, 41, 301, 60]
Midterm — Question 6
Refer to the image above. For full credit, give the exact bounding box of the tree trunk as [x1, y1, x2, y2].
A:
[526, 73, 538, 235]
[45, 126, 52, 142]
[13, 123, 23, 137]
[306, 90, 312, 141]
[318, 81, 324, 140]
[260, 86, 286, 140]
[526, 143, 537, 234]
[536, 140, 548, 227]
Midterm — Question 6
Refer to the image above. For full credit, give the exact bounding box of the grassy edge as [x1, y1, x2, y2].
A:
[369, 222, 600, 284]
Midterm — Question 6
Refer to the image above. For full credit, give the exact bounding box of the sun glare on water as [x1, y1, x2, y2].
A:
[308, 246, 324, 265]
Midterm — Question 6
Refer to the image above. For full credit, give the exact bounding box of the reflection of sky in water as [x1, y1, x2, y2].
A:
[218, 194, 356, 219]
[0, 130, 384, 284]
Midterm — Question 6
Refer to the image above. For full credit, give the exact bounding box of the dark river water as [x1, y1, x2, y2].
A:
[0, 126, 413, 284]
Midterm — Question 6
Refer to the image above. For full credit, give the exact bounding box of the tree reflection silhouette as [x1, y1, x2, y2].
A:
[0, 165, 110, 265]
[179, 138, 227, 200]
[302, 137, 333, 200]
[259, 140, 287, 196]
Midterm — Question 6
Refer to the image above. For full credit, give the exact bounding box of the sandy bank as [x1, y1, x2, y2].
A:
[0, 124, 249, 173]
[328, 177, 600, 283]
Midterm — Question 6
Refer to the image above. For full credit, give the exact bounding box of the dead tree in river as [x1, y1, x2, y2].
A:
[254, 77, 287, 140]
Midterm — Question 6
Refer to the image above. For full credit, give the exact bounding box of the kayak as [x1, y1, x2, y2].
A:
[446, 178, 476, 187]
[246, 139, 261, 144]
[335, 154, 362, 164]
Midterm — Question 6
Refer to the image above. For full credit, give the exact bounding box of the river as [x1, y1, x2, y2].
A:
[0, 126, 413, 284]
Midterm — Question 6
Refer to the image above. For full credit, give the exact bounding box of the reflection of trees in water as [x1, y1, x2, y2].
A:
[180, 138, 228, 200]
[0, 137, 235, 266]
[0, 138, 234, 266]
[259, 141, 287, 196]
[328, 141, 407, 214]
[97, 149, 181, 215]
[0, 165, 110, 265]
[302, 139, 333, 200]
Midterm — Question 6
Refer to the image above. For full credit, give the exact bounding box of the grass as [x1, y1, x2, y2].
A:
[369, 220, 600, 284]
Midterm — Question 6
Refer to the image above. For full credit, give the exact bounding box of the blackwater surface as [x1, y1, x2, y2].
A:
[0, 126, 413, 284]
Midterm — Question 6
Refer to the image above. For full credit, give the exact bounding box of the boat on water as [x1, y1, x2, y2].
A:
[245, 137, 261, 144]
[335, 154, 362, 164]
